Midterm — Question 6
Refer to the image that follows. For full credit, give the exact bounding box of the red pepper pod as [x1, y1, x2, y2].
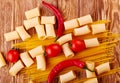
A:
[47, 59, 86, 83]
[42, 1, 64, 38]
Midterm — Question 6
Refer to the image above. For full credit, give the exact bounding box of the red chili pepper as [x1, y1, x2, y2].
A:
[47, 59, 86, 83]
[42, 1, 64, 39]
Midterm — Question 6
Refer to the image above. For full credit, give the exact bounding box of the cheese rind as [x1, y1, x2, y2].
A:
[77, 14, 93, 26]
[24, 17, 40, 30]
[60, 70, 76, 83]
[57, 33, 72, 45]
[16, 26, 31, 41]
[20, 52, 34, 67]
[64, 19, 79, 30]
[4, 31, 20, 41]
[0, 53, 6, 68]
[9, 60, 24, 76]
[41, 16, 56, 24]
[25, 7, 40, 19]
[84, 38, 99, 48]
[91, 24, 106, 34]
[35, 25, 46, 39]
[45, 24, 56, 38]
[62, 43, 74, 58]
[96, 62, 110, 75]
[29, 45, 44, 58]
[74, 25, 91, 36]
[36, 54, 46, 70]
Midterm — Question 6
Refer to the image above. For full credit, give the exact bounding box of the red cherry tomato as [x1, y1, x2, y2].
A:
[6, 49, 20, 63]
[71, 39, 86, 52]
[46, 44, 62, 57]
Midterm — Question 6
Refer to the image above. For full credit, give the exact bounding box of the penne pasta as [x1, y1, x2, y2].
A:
[45, 24, 56, 38]
[24, 17, 40, 30]
[62, 43, 74, 58]
[29, 80, 34, 83]
[96, 62, 110, 75]
[84, 38, 100, 48]
[85, 61, 96, 78]
[16, 26, 31, 41]
[59, 70, 76, 83]
[4, 31, 20, 41]
[36, 54, 46, 70]
[20, 52, 34, 67]
[35, 25, 46, 40]
[29, 45, 44, 58]
[84, 78, 98, 83]
[91, 24, 106, 34]
[25, 7, 40, 19]
[0, 53, 6, 68]
[64, 19, 79, 30]
[77, 14, 93, 26]
[73, 25, 91, 36]
[57, 33, 72, 45]
[41, 16, 56, 24]
[9, 60, 24, 76]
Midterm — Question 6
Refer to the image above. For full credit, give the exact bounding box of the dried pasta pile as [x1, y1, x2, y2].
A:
[13, 31, 120, 83]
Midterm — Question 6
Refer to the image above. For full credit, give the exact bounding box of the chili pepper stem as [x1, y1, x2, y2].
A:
[83, 66, 95, 72]
[54, 36, 59, 42]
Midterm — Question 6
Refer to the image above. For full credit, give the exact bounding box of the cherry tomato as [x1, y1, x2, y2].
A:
[6, 49, 20, 63]
[46, 44, 62, 57]
[71, 39, 86, 52]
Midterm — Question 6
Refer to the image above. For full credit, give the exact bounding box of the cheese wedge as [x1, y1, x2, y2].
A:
[25, 7, 40, 19]
[16, 26, 31, 41]
[9, 60, 24, 76]
[4, 31, 20, 41]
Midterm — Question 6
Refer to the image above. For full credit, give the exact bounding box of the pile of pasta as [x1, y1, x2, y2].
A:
[1, 6, 120, 83]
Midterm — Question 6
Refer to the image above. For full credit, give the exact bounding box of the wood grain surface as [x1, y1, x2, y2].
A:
[0, 0, 120, 83]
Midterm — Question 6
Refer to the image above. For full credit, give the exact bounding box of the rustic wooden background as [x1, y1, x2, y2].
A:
[0, 0, 120, 83]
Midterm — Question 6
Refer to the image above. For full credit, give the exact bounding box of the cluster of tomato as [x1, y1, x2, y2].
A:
[6, 39, 85, 63]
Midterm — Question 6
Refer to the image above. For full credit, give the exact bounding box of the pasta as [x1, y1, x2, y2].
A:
[74, 25, 91, 36]
[41, 16, 56, 24]
[4, 31, 20, 41]
[91, 24, 106, 34]
[25, 7, 40, 19]
[20, 52, 34, 67]
[16, 26, 31, 41]
[64, 19, 79, 30]
[59, 70, 76, 83]
[96, 62, 110, 75]
[9, 60, 24, 76]
[77, 14, 93, 26]
[24, 17, 40, 30]
[36, 54, 46, 70]
[35, 25, 46, 40]
[45, 24, 56, 38]
[29, 45, 44, 58]
[0, 52, 6, 68]
[57, 33, 72, 45]
[84, 38, 100, 48]
[62, 43, 74, 58]
[84, 78, 98, 83]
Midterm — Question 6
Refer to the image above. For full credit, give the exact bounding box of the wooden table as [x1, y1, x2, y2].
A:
[0, 0, 120, 83]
